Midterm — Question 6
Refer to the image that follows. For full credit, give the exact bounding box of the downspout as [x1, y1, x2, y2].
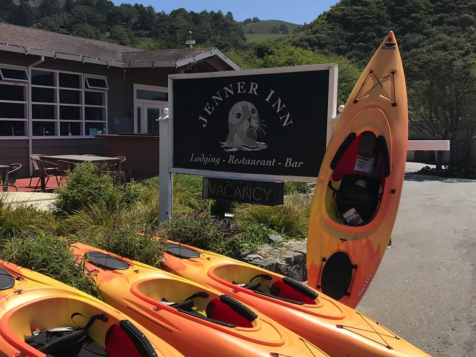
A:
[28, 56, 45, 176]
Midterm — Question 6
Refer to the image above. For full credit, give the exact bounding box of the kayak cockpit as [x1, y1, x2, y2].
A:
[210, 264, 318, 306]
[131, 278, 257, 328]
[326, 130, 390, 227]
[0, 296, 157, 357]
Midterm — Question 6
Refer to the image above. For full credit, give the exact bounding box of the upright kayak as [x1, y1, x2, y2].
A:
[71, 242, 328, 357]
[161, 241, 429, 357]
[0, 261, 182, 357]
[307, 31, 408, 308]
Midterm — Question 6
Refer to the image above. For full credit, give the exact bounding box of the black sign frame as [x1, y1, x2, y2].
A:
[168, 65, 338, 183]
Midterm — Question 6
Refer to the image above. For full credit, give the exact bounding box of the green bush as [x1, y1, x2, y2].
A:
[0, 232, 100, 298]
[284, 182, 312, 195]
[0, 201, 57, 239]
[157, 209, 243, 258]
[70, 223, 165, 268]
[234, 194, 312, 238]
[238, 222, 281, 252]
[54, 162, 144, 216]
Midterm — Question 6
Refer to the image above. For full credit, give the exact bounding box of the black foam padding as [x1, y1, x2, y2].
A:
[283, 277, 319, 300]
[220, 295, 258, 322]
[0, 268, 14, 291]
[331, 133, 357, 169]
[357, 131, 377, 158]
[166, 243, 200, 259]
[86, 251, 129, 270]
[321, 252, 354, 301]
[120, 320, 156, 357]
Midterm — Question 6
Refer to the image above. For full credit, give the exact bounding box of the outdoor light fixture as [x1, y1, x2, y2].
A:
[157, 108, 169, 121]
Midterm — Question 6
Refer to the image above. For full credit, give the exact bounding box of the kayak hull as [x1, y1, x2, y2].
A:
[161, 241, 429, 357]
[0, 261, 182, 357]
[307, 31, 408, 308]
[71, 243, 328, 357]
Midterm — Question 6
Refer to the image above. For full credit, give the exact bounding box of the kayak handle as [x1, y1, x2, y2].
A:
[220, 295, 258, 322]
[283, 277, 319, 300]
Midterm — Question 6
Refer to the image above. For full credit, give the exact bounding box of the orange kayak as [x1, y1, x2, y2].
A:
[161, 241, 429, 357]
[0, 261, 182, 357]
[307, 31, 408, 308]
[71, 242, 328, 357]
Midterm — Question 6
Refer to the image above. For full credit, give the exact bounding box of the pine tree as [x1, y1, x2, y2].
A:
[64, 0, 75, 13]
[0, 0, 15, 22]
[39, 0, 61, 18]
[11, 0, 34, 27]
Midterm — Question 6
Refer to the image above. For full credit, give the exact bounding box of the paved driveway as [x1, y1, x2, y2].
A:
[358, 164, 476, 356]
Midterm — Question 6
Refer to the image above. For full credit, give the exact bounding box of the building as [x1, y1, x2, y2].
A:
[0, 23, 240, 178]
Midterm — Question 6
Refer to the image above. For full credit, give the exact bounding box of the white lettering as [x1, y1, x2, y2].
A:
[224, 184, 233, 198]
[237, 82, 246, 94]
[216, 185, 224, 196]
[265, 89, 275, 103]
[204, 103, 214, 116]
[263, 188, 272, 202]
[223, 84, 234, 98]
[198, 115, 207, 127]
[211, 91, 223, 106]
[272, 98, 286, 113]
[249, 82, 259, 95]
[208, 183, 216, 195]
[280, 113, 293, 126]
[252, 187, 263, 201]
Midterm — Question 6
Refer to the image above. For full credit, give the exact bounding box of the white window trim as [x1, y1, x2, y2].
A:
[0, 65, 29, 83]
[28, 68, 108, 138]
[133, 84, 168, 133]
[85, 75, 109, 90]
[0, 71, 29, 136]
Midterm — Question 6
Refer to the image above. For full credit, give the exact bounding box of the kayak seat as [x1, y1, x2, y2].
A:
[270, 280, 317, 305]
[206, 297, 253, 328]
[334, 174, 381, 224]
[166, 243, 200, 259]
[106, 321, 157, 357]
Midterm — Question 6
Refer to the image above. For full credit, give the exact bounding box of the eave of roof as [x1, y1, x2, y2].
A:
[0, 42, 241, 70]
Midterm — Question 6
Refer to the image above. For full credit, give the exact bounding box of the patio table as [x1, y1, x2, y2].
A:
[41, 155, 123, 192]
[0, 165, 9, 191]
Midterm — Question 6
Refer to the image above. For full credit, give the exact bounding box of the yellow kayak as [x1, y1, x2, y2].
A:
[307, 31, 408, 308]
[0, 261, 183, 357]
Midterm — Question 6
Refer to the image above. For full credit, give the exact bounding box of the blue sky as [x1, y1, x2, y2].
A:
[111, 0, 338, 25]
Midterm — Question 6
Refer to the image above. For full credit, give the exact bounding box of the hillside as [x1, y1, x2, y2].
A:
[243, 20, 301, 34]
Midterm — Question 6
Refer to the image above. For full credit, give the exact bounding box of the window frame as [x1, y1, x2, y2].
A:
[0, 66, 29, 83]
[85, 75, 109, 90]
[29, 69, 108, 138]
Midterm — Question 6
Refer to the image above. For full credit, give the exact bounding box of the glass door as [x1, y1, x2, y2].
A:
[139, 104, 162, 135]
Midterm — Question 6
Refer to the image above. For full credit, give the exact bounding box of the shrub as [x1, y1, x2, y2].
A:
[238, 222, 281, 252]
[234, 194, 312, 238]
[157, 209, 243, 258]
[284, 182, 312, 195]
[0, 232, 99, 298]
[69, 222, 165, 268]
[0, 201, 57, 239]
[54, 162, 143, 216]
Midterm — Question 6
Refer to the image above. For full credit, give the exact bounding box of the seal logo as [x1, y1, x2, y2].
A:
[220, 101, 268, 152]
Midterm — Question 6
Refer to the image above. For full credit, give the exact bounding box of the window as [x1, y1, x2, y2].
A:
[0, 67, 28, 82]
[0, 78, 27, 137]
[30, 70, 108, 137]
[137, 90, 168, 102]
[85, 76, 108, 90]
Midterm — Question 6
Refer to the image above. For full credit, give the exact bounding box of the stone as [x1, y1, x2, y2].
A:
[284, 255, 294, 265]
[268, 234, 284, 243]
[243, 254, 263, 262]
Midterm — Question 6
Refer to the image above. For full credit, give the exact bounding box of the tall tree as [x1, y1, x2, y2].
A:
[10, 0, 35, 27]
[0, 0, 15, 22]
[39, 0, 61, 18]
[64, 0, 76, 12]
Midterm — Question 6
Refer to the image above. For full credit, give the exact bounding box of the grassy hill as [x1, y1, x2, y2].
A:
[243, 20, 301, 35]
[246, 34, 288, 43]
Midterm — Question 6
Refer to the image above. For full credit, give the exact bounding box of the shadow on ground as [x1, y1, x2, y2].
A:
[404, 172, 476, 183]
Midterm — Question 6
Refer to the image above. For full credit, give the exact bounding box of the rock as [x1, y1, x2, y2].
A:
[284, 255, 294, 265]
[268, 234, 284, 243]
[243, 254, 264, 262]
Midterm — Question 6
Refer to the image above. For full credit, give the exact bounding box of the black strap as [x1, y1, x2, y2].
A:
[71, 312, 108, 330]
[184, 291, 209, 302]
[220, 295, 258, 322]
[283, 277, 319, 300]
[250, 274, 272, 283]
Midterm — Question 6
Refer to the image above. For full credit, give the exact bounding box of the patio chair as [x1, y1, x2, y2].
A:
[4, 163, 22, 191]
[57, 160, 77, 186]
[29, 154, 58, 188]
[31, 158, 60, 192]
